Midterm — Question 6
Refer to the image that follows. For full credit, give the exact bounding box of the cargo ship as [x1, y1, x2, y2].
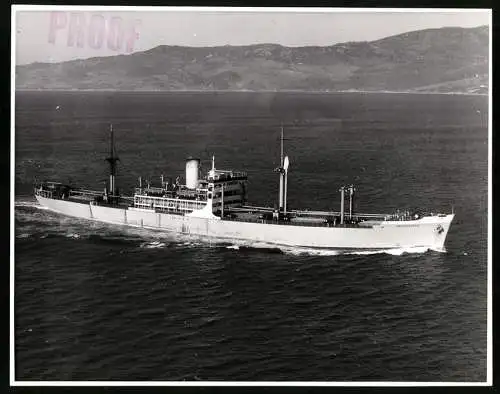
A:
[34, 125, 455, 251]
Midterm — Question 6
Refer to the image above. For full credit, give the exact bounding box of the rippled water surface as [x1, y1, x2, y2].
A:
[14, 91, 488, 381]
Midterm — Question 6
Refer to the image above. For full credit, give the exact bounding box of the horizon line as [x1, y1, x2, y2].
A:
[14, 89, 488, 97]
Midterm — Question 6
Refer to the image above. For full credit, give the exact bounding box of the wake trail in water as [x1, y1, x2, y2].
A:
[15, 200, 50, 210]
[140, 241, 166, 249]
[217, 237, 439, 256]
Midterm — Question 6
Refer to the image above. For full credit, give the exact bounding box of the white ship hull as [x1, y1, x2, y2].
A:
[35, 195, 454, 250]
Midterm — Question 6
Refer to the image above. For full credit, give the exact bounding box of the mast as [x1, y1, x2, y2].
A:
[221, 184, 224, 218]
[280, 123, 284, 167]
[279, 124, 284, 211]
[283, 156, 289, 215]
[210, 155, 216, 179]
[105, 124, 119, 197]
[348, 184, 355, 220]
[274, 123, 290, 213]
[340, 186, 345, 225]
[274, 123, 289, 215]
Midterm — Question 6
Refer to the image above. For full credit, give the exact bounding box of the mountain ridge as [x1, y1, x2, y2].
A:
[16, 25, 489, 94]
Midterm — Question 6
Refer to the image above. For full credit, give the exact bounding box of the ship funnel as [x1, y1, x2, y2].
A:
[185, 157, 200, 189]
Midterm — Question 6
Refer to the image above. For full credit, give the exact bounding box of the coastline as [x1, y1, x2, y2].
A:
[14, 88, 488, 96]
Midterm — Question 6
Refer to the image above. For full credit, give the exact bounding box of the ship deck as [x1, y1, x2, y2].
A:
[39, 193, 419, 229]
[224, 207, 387, 228]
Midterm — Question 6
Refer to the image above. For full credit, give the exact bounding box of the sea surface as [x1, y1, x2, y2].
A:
[14, 91, 488, 382]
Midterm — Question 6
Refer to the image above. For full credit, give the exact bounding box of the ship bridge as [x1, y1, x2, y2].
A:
[205, 156, 248, 217]
[207, 169, 248, 182]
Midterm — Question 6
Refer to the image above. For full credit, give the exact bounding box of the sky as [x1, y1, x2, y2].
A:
[14, 7, 491, 65]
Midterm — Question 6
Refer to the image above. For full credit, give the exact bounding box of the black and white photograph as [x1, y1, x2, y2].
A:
[11, 6, 491, 385]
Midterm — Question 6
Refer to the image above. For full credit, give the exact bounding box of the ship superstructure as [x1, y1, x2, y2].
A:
[131, 155, 248, 219]
[34, 125, 455, 251]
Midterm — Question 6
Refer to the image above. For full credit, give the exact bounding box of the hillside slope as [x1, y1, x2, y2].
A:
[16, 25, 489, 93]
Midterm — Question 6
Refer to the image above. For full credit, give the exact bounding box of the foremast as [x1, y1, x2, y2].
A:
[105, 124, 119, 198]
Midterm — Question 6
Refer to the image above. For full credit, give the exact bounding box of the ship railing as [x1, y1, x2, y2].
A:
[237, 206, 391, 219]
[135, 187, 208, 201]
[134, 198, 207, 211]
[144, 186, 165, 193]
[135, 188, 176, 196]
[221, 215, 373, 228]
[153, 207, 185, 215]
[35, 189, 53, 198]
[134, 202, 206, 210]
[286, 210, 391, 219]
[383, 211, 428, 221]
[35, 181, 64, 189]
[69, 189, 104, 197]
[213, 170, 247, 176]
[134, 194, 208, 205]
[208, 171, 248, 181]
[230, 171, 247, 178]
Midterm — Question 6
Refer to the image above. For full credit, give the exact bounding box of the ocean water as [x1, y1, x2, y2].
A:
[14, 91, 488, 381]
